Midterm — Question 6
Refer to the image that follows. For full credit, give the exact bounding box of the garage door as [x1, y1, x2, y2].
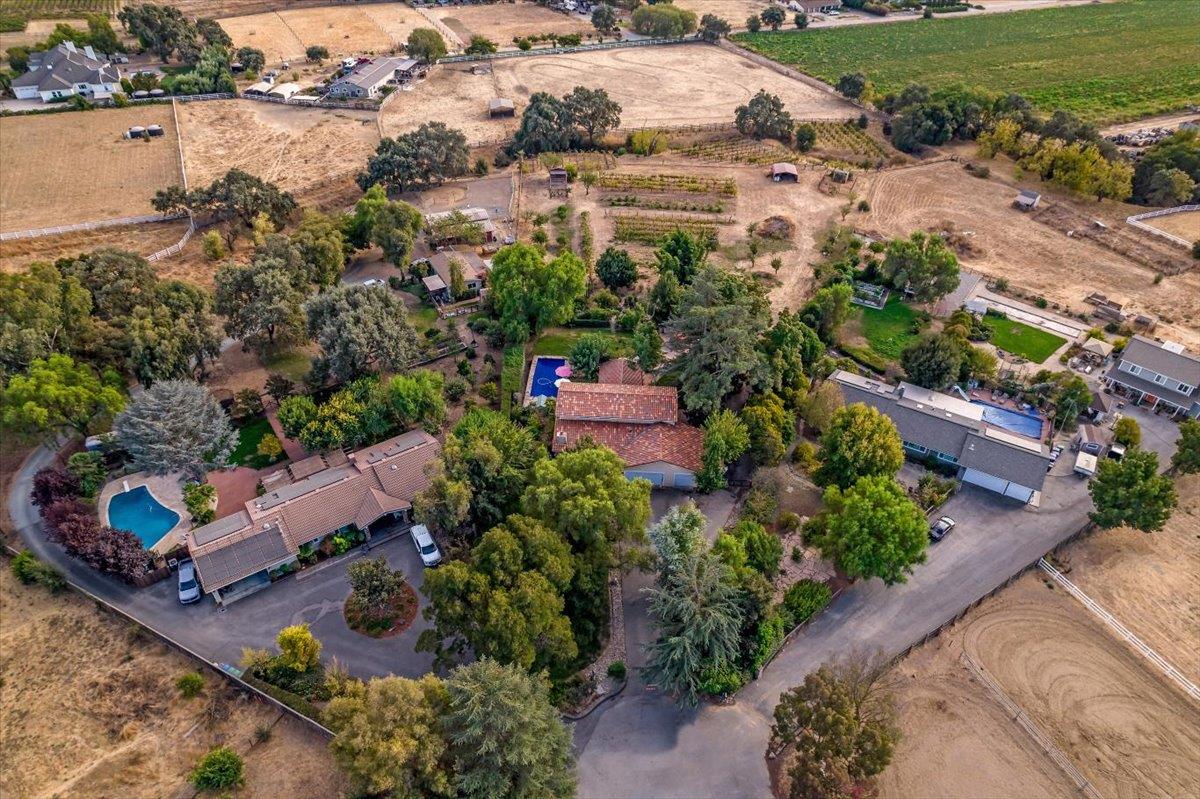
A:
[626, 470, 664, 486]
[961, 468, 1008, 494]
[1003, 482, 1034, 502]
[673, 473, 697, 489]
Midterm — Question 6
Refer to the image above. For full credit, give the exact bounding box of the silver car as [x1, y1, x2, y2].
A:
[177, 560, 201, 604]
[410, 524, 442, 567]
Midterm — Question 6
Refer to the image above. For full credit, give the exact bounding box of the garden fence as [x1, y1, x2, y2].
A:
[439, 35, 700, 64]
[1126, 204, 1198, 248]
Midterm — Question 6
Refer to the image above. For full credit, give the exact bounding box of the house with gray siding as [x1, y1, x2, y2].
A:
[831, 370, 1052, 504]
[1102, 336, 1200, 419]
[12, 41, 120, 102]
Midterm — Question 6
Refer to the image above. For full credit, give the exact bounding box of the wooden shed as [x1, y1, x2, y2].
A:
[1015, 189, 1041, 211]
[771, 162, 799, 182]
[488, 97, 515, 118]
[548, 167, 571, 198]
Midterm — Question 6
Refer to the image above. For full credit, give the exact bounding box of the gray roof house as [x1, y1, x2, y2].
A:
[1102, 336, 1200, 419]
[12, 41, 121, 103]
[327, 56, 405, 99]
[831, 370, 1052, 504]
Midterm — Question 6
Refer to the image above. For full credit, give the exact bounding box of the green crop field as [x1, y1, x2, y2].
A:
[734, 0, 1200, 124]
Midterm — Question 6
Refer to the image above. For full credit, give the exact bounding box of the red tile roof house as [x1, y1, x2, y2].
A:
[186, 430, 440, 604]
[552, 366, 703, 490]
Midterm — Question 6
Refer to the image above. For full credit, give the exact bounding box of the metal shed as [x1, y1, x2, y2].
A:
[488, 97, 515, 118]
[771, 162, 799, 182]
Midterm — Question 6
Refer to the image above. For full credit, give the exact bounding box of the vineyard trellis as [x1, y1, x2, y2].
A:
[597, 172, 738, 197]
[603, 195, 726, 214]
[611, 213, 722, 247]
[0, 0, 119, 18]
[811, 121, 889, 158]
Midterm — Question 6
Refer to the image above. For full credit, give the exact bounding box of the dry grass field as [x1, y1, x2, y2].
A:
[177, 98, 378, 194]
[857, 160, 1200, 350]
[0, 106, 183, 233]
[0, 218, 191, 271]
[1142, 209, 1200, 242]
[429, 1, 592, 48]
[0, 17, 86, 51]
[882, 569, 1200, 799]
[217, 3, 421, 64]
[674, 0, 771, 27]
[382, 43, 856, 144]
[0, 564, 347, 799]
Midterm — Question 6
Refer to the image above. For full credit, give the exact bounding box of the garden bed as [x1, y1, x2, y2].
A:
[343, 582, 419, 639]
[613, 214, 720, 248]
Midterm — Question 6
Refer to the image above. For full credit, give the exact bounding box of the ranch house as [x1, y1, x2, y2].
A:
[186, 430, 440, 604]
[12, 42, 121, 103]
[1102, 336, 1200, 419]
[832, 371, 1052, 504]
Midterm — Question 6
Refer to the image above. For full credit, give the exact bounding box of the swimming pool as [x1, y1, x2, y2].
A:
[971, 400, 1044, 439]
[529, 356, 568, 401]
[107, 485, 180, 548]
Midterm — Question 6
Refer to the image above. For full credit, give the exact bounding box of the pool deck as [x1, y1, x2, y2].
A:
[98, 472, 192, 557]
[968, 389, 1052, 441]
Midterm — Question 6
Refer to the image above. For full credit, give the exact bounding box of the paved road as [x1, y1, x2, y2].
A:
[574, 405, 1181, 798]
[11, 446, 434, 679]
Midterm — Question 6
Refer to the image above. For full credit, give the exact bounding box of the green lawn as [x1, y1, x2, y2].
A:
[409, 305, 439, 333]
[980, 314, 1066, 363]
[857, 295, 920, 361]
[734, 0, 1200, 124]
[229, 416, 285, 468]
[261, 346, 311, 382]
[531, 328, 634, 357]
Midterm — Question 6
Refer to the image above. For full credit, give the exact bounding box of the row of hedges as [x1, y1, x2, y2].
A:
[500, 346, 525, 416]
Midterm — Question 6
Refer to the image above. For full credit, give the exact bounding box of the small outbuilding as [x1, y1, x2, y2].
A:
[770, 162, 799, 183]
[267, 82, 301, 100]
[548, 167, 570, 198]
[243, 81, 273, 96]
[489, 97, 515, 118]
[147, 124, 164, 137]
[1081, 338, 1115, 361]
[422, 274, 449, 303]
[830, 168, 852, 184]
[1015, 189, 1041, 210]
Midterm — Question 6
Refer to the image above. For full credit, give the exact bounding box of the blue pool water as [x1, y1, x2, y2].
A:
[971, 400, 1043, 439]
[107, 485, 180, 547]
[529, 356, 568, 400]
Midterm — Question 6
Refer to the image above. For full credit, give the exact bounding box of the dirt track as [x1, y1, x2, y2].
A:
[382, 44, 858, 143]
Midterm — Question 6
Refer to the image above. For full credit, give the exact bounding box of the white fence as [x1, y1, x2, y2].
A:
[0, 212, 187, 242]
[1038, 558, 1200, 702]
[1126, 204, 1199, 248]
[440, 35, 700, 63]
[147, 218, 195, 262]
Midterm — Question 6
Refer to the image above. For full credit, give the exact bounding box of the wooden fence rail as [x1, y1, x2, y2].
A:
[1126, 204, 1198, 248]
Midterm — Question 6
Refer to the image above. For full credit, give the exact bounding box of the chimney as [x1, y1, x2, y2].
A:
[896, 385, 905, 398]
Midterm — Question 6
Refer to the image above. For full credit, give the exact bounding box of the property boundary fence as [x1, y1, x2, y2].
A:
[0, 542, 334, 738]
[440, 35, 700, 64]
[147, 219, 196, 262]
[242, 92, 383, 112]
[1037, 557, 1200, 702]
[960, 651, 1103, 799]
[0, 212, 187, 242]
[1126, 204, 1198, 248]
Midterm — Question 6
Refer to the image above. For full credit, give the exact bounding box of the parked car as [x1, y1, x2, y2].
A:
[929, 516, 956, 542]
[362, 278, 385, 288]
[177, 561, 201, 604]
[1048, 444, 1064, 470]
[410, 524, 442, 567]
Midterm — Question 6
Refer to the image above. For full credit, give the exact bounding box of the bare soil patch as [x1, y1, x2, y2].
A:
[674, 0, 771, 27]
[178, 98, 378, 194]
[381, 43, 858, 144]
[857, 159, 1200, 349]
[217, 3, 420, 64]
[1059, 473, 1200, 684]
[0, 106, 183, 232]
[1141, 208, 1200, 242]
[430, 1, 592, 46]
[0, 563, 347, 799]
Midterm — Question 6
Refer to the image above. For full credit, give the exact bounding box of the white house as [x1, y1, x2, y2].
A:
[12, 42, 121, 103]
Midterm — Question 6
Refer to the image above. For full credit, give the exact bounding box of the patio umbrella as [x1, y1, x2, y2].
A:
[555, 364, 573, 378]
[554, 378, 571, 388]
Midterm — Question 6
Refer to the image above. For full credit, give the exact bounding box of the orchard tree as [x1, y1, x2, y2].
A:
[407, 28, 447, 64]
[770, 654, 899, 799]
[113, 380, 236, 480]
[488, 243, 586, 343]
[735, 90, 795, 141]
[814, 475, 928, 584]
[814, 404, 904, 489]
[324, 674, 453, 798]
[699, 13, 731, 41]
[2, 354, 124, 441]
[793, 122, 816, 153]
[1089, 449, 1178, 532]
[597, 247, 638, 289]
[656, 229, 709, 285]
[836, 72, 869, 100]
[794, 11, 808, 28]
[442, 659, 576, 799]
[305, 285, 419, 382]
[644, 551, 743, 706]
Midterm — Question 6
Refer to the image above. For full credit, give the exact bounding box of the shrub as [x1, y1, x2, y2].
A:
[276, 624, 321, 673]
[231, 388, 264, 420]
[698, 664, 745, 696]
[741, 487, 779, 525]
[444, 376, 469, 402]
[790, 440, 817, 472]
[66, 451, 106, 498]
[10, 550, 66, 592]
[781, 580, 832, 628]
[257, 433, 283, 462]
[778, 511, 802, 533]
[607, 660, 627, 680]
[201, 230, 227, 261]
[177, 671, 205, 698]
[183, 482, 217, 525]
[189, 746, 244, 791]
[751, 611, 788, 673]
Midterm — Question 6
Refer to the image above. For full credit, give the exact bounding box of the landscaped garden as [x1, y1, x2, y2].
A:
[856, 294, 922, 360]
[229, 415, 285, 468]
[980, 312, 1066, 363]
[735, 0, 1200, 123]
[531, 327, 633, 358]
